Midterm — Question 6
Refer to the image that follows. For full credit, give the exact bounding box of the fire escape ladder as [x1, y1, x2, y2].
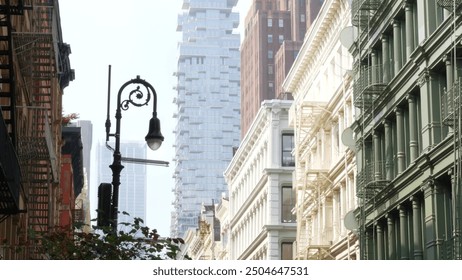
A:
[0, 0, 32, 219]
[294, 101, 327, 259]
[442, 78, 462, 259]
[439, 0, 462, 259]
[13, 1, 58, 239]
[454, 82, 462, 259]
[351, 0, 381, 27]
[304, 172, 334, 260]
[0, 0, 18, 143]
[294, 101, 333, 259]
[438, 0, 462, 14]
[351, 0, 383, 260]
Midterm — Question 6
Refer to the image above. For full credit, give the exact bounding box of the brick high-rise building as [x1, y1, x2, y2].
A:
[240, 0, 323, 138]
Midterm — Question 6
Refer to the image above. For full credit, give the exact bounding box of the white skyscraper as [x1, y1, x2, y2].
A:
[97, 141, 147, 231]
[172, 0, 241, 237]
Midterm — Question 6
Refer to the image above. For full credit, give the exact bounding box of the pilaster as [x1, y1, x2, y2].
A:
[407, 94, 419, 162]
[382, 35, 391, 84]
[383, 119, 393, 181]
[411, 195, 423, 260]
[387, 214, 396, 259]
[418, 69, 442, 150]
[398, 205, 410, 259]
[404, 1, 415, 59]
[395, 107, 405, 173]
[376, 222, 384, 260]
[392, 19, 402, 74]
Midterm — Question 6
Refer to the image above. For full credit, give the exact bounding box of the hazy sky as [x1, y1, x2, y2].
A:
[59, 0, 250, 236]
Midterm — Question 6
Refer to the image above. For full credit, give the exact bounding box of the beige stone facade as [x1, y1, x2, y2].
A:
[284, 0, 359, 259]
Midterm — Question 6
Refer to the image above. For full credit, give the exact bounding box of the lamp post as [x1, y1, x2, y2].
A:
[105, 65, 164, 232]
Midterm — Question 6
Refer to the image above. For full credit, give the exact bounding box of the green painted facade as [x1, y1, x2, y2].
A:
[352, 0, 462, 260]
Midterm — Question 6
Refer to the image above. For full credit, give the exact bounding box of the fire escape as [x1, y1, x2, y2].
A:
[351, 0, 387, 260]
[294, 100, 334, 259]
[14, 0, 63, 239]
[0, 1, 29, 221]
[0, 0, 73, 259]
[439, 0, 462, 261]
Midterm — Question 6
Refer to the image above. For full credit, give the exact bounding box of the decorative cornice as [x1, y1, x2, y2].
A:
[283, 0, 348, 94]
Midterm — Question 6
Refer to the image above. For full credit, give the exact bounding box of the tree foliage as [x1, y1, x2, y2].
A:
[37, 213, 189, 260]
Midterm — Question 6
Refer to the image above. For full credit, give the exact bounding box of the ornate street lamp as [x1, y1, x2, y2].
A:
[104, 65, 164, 232]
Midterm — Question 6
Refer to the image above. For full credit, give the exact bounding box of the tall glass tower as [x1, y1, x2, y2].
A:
[172, 0, 241, 238]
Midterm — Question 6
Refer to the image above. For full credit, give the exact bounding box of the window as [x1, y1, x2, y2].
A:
[268, 18, 273, 27]
[301, 14, 305, 23]
[268, 50, 273, 59]
[268, 34, 273, 43]
[279, 35, 284, 44]
[282, 133, 295, 166]
[281, 242, 294, 260]
[268, 65, 273, 75]
[279, 19, 284, 27]
[282, 186, 296, 223]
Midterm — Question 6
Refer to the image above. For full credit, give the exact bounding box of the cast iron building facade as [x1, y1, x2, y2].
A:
[352, 0, 462, 259]
[172, 0, 241, 238]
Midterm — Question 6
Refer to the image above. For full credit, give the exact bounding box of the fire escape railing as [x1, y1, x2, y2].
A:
[0, 107, 21, 217]
[0, 0, 32, 218]
[442, 82, 460, 127]
[356, 160, 389, 201]
[12, 1, 60, 237]
[353, 64, 388, 109]
[351, 0, 382, 27]
[437, 0, 462, 14]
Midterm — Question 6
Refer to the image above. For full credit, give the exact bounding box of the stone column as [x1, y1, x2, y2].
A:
[433, 182, 446, 260]
[387, 214, 396, 259]
[411, 195, 423, 260]
[382, 35, 391, 84]
[383, 120, 393, 180]
[418, 70, 442, 150]
[332, 189, 339, 241]
[423, 179, 438, 259]
[365, 229, 374, 260]
[393, 19, 402, 74]
[395, 107, 406, 173]
[371, 50, 378, 84]
[340, 183, 346, 236]
[416, 0, 437, 43]
[407, 94, 419, 162]
[332, 121, 338, 158]
[444, 55, 453, 87]
[398, 205, 409, 259]
[269, 106, 281, 167]
[373, 130, 382, 180]
[376, 223, 385, 260]
[338, 113, 344, 151]
[449, 169, 462, 259]
[405, 1, 415, 58]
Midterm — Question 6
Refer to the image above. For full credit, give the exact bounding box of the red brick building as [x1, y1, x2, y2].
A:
[240, 0, 323, 138]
